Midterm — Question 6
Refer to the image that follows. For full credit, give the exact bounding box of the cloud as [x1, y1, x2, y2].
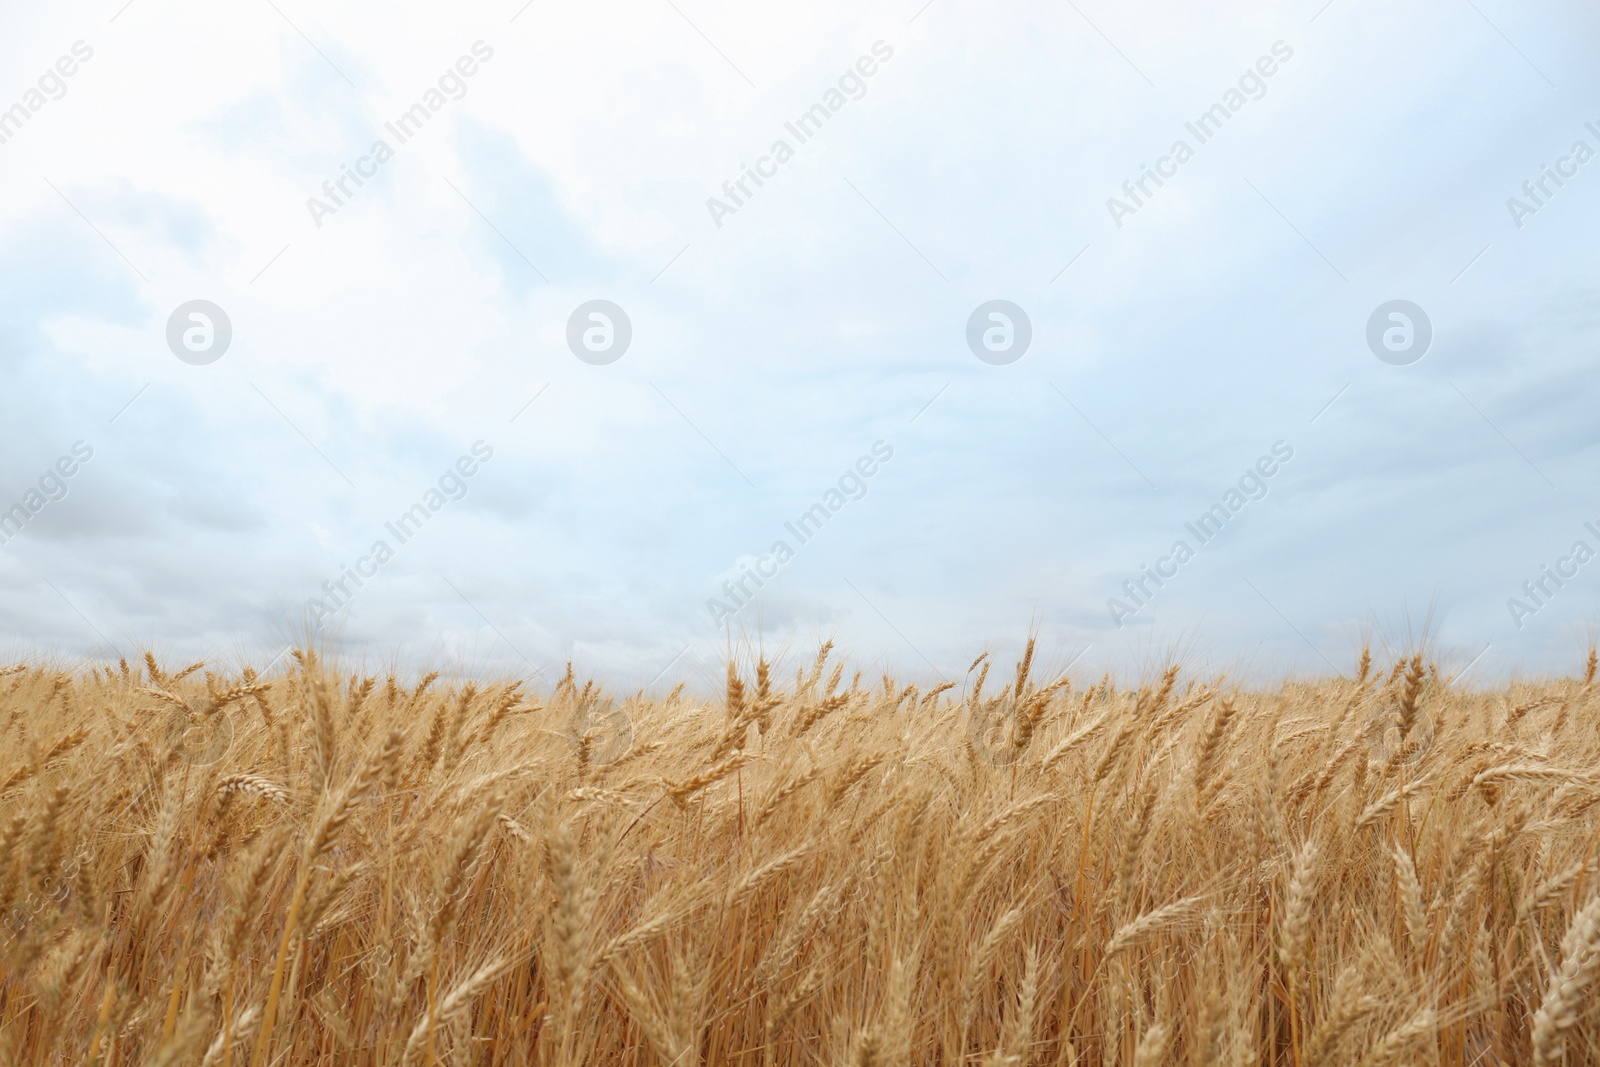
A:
[2, 0, 1599, 683]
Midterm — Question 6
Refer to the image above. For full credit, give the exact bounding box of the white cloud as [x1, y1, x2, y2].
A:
[3, 0, 1600, 685]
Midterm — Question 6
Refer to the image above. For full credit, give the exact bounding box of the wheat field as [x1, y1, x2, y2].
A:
[1, 645, 1598, 1066]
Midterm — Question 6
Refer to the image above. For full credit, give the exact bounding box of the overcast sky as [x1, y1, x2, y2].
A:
[2, 0, 1598, 688]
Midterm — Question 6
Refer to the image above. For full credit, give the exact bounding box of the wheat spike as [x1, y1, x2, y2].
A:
[1531, 892, 1600, 1066]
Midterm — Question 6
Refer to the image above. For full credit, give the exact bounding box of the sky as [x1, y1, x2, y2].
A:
[2, 0, 1599, 690]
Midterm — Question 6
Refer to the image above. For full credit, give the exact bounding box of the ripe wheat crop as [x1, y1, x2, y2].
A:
[1, 644, 1598, 1065]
